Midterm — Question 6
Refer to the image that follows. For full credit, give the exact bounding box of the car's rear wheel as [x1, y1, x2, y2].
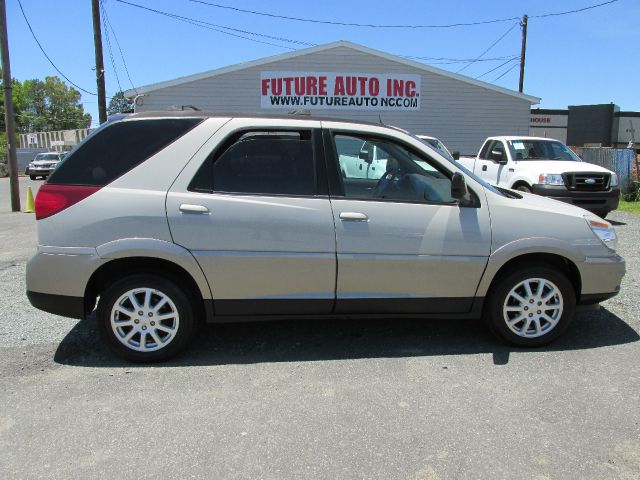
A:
[485, 265, 576, 346]
[96, 274, 197, 362]
[29, 175, 36, 180]
[515, 184, 532, 193]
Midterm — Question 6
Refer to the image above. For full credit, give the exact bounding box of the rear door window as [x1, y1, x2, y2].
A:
[189, 130, 317, 196]
[47, 118, 202, 186]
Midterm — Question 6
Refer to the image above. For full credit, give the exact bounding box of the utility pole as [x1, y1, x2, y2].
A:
[519, 14, 528, 93]
[0, 0, 20, 211]
[91, 0, 107, 124]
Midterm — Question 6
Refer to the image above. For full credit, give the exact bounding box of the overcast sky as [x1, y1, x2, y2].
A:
[6, 0, 638, 127]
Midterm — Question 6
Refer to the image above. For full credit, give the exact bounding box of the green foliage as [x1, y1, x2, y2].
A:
[1, 73, 91, 133]
[622, 181, 640, 202]
[107, 91, 134, 115]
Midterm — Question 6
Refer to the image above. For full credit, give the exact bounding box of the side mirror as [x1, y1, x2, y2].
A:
[490, 149, 507, 164]
[451, 172, 468, 199]
[452, 151, 460, 160]
[358, 149, 373, 164]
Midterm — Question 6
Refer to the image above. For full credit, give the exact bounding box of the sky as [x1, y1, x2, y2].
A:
[5, 0, 639, 128]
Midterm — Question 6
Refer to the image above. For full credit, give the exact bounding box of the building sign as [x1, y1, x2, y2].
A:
[260, 71, 421, 111]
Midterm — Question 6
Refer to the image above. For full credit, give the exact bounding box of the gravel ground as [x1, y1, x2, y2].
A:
[0, 176, 638, 479]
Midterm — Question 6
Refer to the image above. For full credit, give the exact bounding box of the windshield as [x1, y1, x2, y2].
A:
[35, 153, 61, 161]
[508, 139, 581, 161]
[410, 133, 504, 196]
[417, 136, 455, 162]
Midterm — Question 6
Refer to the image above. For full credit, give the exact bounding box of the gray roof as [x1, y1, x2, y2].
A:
[125, 40, 540, 104]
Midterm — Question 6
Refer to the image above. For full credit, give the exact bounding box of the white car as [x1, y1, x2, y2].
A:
[26, 152, 66, 180]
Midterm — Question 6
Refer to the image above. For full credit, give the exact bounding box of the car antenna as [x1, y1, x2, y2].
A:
[378, 114, 386, 126]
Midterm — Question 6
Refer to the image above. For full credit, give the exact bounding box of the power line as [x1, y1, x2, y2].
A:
[187, 0, 620, 29]
[188, 0, 520, 28]
[17, 0, 97, 96]
[406, 54, 518, 62]
[116, 0, 312, 49]
[493, 62, 519, 82]
[456, 22, 519, 73]
[407, 55, 519, 65]
[476, 57, 519, 79]
[102, 2, 138, 93]
[530, 0, 620, 18]
[101, 0, 123, 92]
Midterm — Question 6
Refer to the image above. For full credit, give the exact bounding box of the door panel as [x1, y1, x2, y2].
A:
[325, 127, 491, 314]
[166, 120, 336, 315]
[331, 199, 490, 313]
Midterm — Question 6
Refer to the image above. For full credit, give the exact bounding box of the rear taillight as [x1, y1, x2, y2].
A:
[35, 184, 102, 220]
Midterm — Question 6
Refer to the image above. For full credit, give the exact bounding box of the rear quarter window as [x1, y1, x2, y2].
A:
[47, 118, 202, 186]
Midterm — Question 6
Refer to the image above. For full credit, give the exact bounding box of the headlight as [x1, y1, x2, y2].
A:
[610, 173, 619, 187]
[586, 217, 618, 251]
[538, 173, 565, 185]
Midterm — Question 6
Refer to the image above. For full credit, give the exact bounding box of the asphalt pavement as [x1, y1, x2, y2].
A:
[0, 176, 638, 479]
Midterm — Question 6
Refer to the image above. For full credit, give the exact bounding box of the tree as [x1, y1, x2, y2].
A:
[107, 91, 134, 115]
[1, 74, 92, 133]
[17, 76, 91, 132]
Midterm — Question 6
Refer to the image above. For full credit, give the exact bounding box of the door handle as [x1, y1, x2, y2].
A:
[482, 165, 488, 171]
[339, 212, 369, 221]
[179, 204, 210, 214]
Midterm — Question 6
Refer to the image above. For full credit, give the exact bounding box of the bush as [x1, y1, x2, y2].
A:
[0, 162, 7, 177]
[623, 181, 640, 202]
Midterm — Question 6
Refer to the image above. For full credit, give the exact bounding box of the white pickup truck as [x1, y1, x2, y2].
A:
[457, 136, 620, 218]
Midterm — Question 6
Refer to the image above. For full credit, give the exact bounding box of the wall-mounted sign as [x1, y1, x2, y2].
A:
[260, 71, 421, 111]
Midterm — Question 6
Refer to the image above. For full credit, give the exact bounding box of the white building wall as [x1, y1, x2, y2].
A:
[615, 115, 640, 146]
[136, 46, 534, 155]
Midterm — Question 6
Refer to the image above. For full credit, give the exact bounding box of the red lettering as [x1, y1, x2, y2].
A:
[405, 80, 416, 97]
[319, 76, 327, 95]
[369, 77, 379, 96]
[294, 77, 305, 95]
[283, 77, 294, 95]
[386, 79, 392, 95]
[357, 77, 368, 95]
[261, 79, 269, 96]
[393, 79, 403, 96]
[334, 76, 345, 95]
[346, 77, 357, 96]
[271, 78, 282, 95]
[306, 76, 318, 96]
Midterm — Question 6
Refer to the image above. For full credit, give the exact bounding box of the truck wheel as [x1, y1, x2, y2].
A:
[485, 265, 576, 347]
[515, 185, 531, 193]
[96, 274, 197, 362]
[29, 175, 36, 180]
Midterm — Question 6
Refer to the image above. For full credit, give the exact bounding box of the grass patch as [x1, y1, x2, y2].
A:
[617, 200, 640, 216]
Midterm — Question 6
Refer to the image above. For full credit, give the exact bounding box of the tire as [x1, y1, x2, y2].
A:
[485, 265, 576, 347]
[96, 274, 197, 362]
[515, 184, 532, 193]
[29, 175, 36, 180]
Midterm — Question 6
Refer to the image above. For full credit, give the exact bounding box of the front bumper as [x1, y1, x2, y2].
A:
[531, 184, 620, 212]
[28, 167, 55, 175]
[577, 254, 625, 305]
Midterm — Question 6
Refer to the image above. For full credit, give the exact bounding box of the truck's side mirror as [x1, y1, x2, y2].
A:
[491, 149, 507, 165]
[452, 151, 460, 160]
[359, 149, 373, 164]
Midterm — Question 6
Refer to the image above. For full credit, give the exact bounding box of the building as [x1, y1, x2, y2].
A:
[124, 41, 539, 155]
[530, 104, 639, 149]
[18, 127, 92, 152]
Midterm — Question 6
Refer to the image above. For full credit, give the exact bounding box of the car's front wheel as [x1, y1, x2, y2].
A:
[485, 265, 576, 346]
[96, 274, 197, 362]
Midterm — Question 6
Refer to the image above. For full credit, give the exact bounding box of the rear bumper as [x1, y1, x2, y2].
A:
[531, 184, 620, 212]
[26, 291, 85, 319]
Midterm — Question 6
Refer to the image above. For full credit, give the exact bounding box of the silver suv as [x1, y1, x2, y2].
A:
[26, 113, 625, 362]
